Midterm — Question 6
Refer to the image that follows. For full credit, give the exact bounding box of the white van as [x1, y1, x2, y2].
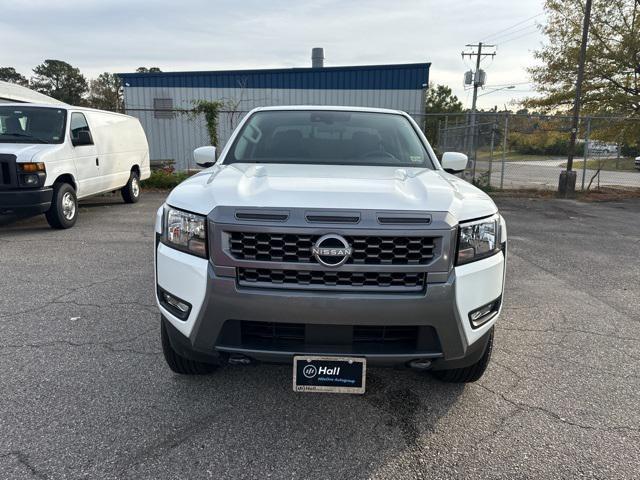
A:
[0, 103, 150, 228]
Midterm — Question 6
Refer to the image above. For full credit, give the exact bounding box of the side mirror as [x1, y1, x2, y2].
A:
[72, 130, 93, 147]
[194, 146, 216, 168]
[441, 152, 468, 173]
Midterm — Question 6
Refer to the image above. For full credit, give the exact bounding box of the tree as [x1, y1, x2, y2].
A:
[425, 83, 464, 113]
[424, 83, 464, 147]
[31, 60, 88, 105]
[526, 0, 640, 142]
[0, 67, 29, 86]
[136, 67, 162, 73]
[87, 72, 123, 112]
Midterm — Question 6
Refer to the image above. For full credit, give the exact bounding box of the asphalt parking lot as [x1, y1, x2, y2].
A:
[1, 192, 639, 479]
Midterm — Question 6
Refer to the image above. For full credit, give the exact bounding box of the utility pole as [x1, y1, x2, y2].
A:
[560, 0, 593, 196]
[462, 43, 496, 171]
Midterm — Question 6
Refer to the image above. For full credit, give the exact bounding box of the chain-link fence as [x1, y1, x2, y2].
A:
[417, 112, 640, 191]
[127, 106, 640, 191]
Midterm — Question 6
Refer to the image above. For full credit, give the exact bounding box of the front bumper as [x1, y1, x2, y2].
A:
[0, 187, 53, 215]
[156, 241, 506, 369]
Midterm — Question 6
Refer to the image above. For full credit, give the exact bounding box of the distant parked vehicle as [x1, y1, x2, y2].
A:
[0, 103, 150, 228]
[635, 156, 640, 170]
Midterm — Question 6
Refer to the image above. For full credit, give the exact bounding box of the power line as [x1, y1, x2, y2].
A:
[495, 29, 539, 46]
[485, 81, 531, 87]
[481, 12, 544, 42]
[489, 23, 539, 43]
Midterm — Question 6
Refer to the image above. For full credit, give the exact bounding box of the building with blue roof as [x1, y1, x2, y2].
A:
[119, 52, 430, 170]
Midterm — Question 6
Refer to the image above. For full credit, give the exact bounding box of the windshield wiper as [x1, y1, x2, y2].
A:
[1, 133, 51, 144]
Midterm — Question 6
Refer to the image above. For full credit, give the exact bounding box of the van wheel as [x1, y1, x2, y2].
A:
[161, 319, 217, 375]
[432, 328, 494, 383]
[121, 171, 141, 204]
[45, 182, 78, 229]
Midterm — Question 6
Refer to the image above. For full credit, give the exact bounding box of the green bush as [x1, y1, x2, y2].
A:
[141, 170, 193, 189]
[508, 131, 579, 156]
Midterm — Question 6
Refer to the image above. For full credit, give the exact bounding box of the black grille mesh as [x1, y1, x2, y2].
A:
[238, 268, 425, 290]
[228, 232, 435, 265]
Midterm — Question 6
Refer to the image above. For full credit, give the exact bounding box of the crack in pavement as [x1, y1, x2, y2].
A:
[474, 382, 640, 433]
[0, 277, 119, 319]
[0, 326, 157, 355]
[498, 346, 640, 380]
[511, 253, 639, 323]
[499, 325, 640, 343]
[0, 451, 48, 479]
[115, 409, 231, 475]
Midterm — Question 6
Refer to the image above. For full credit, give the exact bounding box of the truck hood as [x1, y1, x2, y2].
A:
[166, 163, 498, 222]
[0, 143, 59, 162]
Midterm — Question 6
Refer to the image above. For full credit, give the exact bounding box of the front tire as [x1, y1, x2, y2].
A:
[161, 319, 217, 375]
[121, 171, 141, 204]
[432, 328, 494, 383]
[45, 182, 78, 229]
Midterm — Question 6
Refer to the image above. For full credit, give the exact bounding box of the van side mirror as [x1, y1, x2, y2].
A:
[194, 146, 216, 168]
[441, 152, 468, 173]
[72, 130, 93, 147]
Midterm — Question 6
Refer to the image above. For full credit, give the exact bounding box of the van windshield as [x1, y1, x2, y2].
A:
[225, 110, 434, 168]
[0, 106, 67, 144]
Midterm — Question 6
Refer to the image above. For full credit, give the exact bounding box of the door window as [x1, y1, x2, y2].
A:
[70, 113, 93, 144]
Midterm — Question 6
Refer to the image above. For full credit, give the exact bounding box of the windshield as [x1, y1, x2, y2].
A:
[0, 106, 67, 144]
[225, 110, 434, 168]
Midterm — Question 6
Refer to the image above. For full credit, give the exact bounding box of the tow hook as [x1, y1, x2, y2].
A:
[228, 354, 253, 366]
[408, 359, 432, 370]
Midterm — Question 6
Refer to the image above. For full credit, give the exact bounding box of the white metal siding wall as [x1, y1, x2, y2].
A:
[124, 87, 424, 170]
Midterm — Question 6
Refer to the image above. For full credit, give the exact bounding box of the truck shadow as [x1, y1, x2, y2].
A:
[118, 363, 465, 477]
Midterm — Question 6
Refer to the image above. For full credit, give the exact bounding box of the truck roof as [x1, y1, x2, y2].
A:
[0, 102, 134, 119]
[251, 105, 407, 115]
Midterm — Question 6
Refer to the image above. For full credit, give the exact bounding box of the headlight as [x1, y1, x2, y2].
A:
[17, 162, 46, 187]
[18, 162, 46, 173]
[456, 215, 500, 265]
[163, 207, 207, 258]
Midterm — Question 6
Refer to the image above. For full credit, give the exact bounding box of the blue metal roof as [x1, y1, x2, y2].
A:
[118, 63, 430, 90]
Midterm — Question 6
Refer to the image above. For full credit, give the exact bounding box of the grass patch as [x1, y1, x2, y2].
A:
[488, 186, 640, 202]
[141, 169, 195, 190]
[560, 157, 638, 172]
[475, 150, 559, 162]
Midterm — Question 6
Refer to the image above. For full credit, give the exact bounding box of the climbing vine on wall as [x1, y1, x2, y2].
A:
[190, 100, 224, 147]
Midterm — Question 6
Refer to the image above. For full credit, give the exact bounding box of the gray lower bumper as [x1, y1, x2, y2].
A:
[164, 262, 491, 369]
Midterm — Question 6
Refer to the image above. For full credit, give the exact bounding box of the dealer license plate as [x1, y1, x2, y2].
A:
[293, 355, 366, 394]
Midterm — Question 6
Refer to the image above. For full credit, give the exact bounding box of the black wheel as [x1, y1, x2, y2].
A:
[161, 319, 217, 375]
[45, 182, 78, 229]
[432, 328, 494, 383]
[121, 171, 141, 204]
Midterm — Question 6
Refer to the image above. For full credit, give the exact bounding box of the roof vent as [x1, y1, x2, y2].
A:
[311, 48, 324, 68]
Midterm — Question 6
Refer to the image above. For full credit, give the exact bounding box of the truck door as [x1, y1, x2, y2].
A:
[69, 112, 100, 197]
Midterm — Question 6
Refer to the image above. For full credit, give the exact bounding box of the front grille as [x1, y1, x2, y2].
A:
[228, 232, 435, 265]
[217, 321, 440, 354]
[237, 267, 425, 291]
[353, 325, 419, 345]
[241, 321, 306, 346]
[0, 155, 17, 188]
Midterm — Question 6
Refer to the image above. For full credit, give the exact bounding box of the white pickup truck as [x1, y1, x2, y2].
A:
[0, 103, 150, 228]
[154, 106, 507, 393]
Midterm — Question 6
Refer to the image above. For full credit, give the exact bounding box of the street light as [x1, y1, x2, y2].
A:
[477, 85, 516, 97]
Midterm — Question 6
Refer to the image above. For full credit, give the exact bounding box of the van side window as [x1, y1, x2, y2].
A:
[70, 113, 93, 144]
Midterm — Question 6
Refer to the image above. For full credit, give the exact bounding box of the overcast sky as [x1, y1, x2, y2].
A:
[1, 0, 544, 109]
